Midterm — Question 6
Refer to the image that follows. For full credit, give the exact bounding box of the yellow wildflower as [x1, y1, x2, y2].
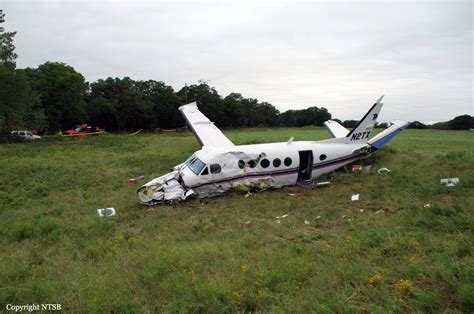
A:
[368, 273, 382, 286]
[395, 279, 413, 299]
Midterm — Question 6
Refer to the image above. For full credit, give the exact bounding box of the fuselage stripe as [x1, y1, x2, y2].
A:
[188, 152, 362, 189]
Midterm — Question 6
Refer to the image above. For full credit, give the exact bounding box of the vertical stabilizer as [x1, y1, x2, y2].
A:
[345, 95, 384, 144]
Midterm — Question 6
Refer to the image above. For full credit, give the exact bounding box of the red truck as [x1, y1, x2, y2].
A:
[63, 124, 103, 136]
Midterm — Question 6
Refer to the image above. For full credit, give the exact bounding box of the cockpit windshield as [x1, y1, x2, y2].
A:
[185, 155, 206, 175]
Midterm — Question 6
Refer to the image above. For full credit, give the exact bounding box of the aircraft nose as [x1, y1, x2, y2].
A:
[136, 170, 194, 205]
[137, 186, 155, 204]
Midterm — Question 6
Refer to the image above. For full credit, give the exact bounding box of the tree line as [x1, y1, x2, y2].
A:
[0, 9, 472, 138]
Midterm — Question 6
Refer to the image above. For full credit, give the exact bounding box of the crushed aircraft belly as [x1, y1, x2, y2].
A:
[137, 151, 295, 206]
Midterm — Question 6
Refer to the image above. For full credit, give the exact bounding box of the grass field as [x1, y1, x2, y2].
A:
[1, 128, 473, 312]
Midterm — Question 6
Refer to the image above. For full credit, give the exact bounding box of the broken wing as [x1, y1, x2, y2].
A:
[179, 102, 235, 148]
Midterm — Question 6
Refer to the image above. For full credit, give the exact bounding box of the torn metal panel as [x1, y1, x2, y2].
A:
[137, 170, 195, 205]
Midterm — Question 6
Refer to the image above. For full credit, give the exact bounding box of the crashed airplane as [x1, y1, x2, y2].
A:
[138, 96, 409, 205]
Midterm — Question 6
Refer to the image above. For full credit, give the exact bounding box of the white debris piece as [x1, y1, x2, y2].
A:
[375, 210, 384, 214]
[97, 207, 116, 217]
[423, 203, 432, 208]
[288, 193, 296, 196]
[440, 178, 459, 187]
[351, 194, 360, 201]
[245, 221, 251, 225]
[316, 181, 331, 187]
[305, 220, 310, 225]
[281, 214, 289, 218]
[360, 209, 364, 213]
[276, 220, 281, 224]
[316, 215, 321, 219]
[377, 167, 391, 174]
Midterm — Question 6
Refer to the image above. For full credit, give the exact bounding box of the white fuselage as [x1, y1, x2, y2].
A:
[137, 97, 409, 205]
[177, 140, 368, 197]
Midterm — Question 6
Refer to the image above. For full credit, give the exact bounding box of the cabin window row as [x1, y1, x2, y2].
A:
[238, 157, 292, 169]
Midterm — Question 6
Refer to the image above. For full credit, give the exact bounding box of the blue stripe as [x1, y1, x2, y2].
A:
[188, 152, 362, 189]
[371, 124, 409, 149]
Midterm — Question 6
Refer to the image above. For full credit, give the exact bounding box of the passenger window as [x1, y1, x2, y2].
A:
[201, 167, 209, 175]
[273, 158, 281, 167]
[260, 159, 270, 168]
[320, 154, 327, 161]
[284, 157, 292, 166]
[210, 164, 221, 174]
[248, 160, 257, 168]
[238, 160, 245, 169]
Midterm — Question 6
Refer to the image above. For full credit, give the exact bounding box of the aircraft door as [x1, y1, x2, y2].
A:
[297, 150, 314, 183]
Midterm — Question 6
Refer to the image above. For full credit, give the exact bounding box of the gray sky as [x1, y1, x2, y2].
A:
[3, 0, 473, 123]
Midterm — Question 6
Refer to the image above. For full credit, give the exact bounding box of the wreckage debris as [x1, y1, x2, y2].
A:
[128, 175, 146, 185]
[440, 178, 459, 187]
[351, 194, 360, 201]
[377, 167, 391, 174]
[352, 165, 363, 171]
[97, 207, 116, 217]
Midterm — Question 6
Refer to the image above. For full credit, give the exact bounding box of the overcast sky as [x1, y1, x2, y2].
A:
[2, 0, 473, 123]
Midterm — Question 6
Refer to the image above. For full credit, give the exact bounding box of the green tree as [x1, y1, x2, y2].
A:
[0, 9, 38, 138]
[343, 120, 359, 128]
[449, 115, 473, 130]
[136, 80, 183, 129]
[0, 9, 17, 69]
[408, 121, 427, 129]
[24, 62, 88, 132]
[87, 77, 153, 132]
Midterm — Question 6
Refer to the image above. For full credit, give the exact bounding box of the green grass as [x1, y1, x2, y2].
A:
[0, 128, 473, 312]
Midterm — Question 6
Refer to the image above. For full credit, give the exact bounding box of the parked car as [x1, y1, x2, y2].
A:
[11, 130, 41, 140]
[63, 124, 103, 135]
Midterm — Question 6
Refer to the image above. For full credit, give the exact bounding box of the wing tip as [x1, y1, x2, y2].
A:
[179, 102, 198, 111]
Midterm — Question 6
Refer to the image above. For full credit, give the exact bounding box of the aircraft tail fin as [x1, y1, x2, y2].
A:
[345, 95, 384, 144]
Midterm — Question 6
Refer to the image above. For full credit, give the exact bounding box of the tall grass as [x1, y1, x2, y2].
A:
[0, 129, 473, 312]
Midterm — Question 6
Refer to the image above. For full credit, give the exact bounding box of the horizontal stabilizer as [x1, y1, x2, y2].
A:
[368, 120, 410, 149]
[324, 120, 349, 138]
